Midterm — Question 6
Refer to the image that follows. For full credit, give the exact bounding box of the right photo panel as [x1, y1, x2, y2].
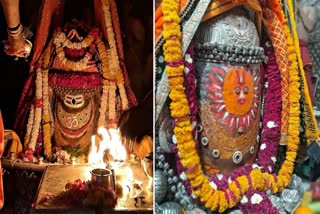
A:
[155, 0, 320, 213]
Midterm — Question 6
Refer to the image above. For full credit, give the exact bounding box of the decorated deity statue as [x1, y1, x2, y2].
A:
[155, 0, 320, 213]
[13, 0, 138, 160]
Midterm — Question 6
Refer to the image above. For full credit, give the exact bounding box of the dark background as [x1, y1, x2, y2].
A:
[0, 0, 153, 139]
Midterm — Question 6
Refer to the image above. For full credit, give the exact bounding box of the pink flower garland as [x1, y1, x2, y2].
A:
[238, 190, 279, 214]
[256, 42, 282, 173]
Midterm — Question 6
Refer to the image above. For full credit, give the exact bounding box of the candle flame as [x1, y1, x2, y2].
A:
[88, 127, 127, 168]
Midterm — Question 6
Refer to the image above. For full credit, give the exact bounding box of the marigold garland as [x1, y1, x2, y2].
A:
[53, 29, 98, 72]
[55, 32, 94, 49]
[24, 103, 34, 148]
[42, 41, 53, 158]
[101, 0, 129, 117]
[27, 68, 43, 151]
[97, 84, 109, 128]
[161, 0, 302, 212]
[286, 0, 319, 140]
[108, 82, 117, 124]
[42, 69, 52, 158]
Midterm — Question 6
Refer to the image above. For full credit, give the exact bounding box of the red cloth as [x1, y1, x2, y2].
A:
[299, 39, 316, 105]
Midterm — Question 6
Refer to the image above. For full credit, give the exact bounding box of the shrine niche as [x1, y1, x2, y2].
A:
[11, 0, 140, 161]
[155, 0, 320, 213]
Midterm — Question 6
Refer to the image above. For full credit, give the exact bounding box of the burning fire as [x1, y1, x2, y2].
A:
[126, 166, 133, 181]
[88, 127, 127, 168]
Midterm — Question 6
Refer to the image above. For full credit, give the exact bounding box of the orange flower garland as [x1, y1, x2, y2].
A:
[161, 0, 301, 212]
[286, 0, 319, 140]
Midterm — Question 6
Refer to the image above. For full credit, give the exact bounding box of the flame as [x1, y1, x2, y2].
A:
[88, 127, 127, 168]
[125, 166, 133, 181]
[88, 135, 101, 165]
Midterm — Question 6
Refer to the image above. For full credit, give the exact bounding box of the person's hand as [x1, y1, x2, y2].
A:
[132, 135, 153, 159]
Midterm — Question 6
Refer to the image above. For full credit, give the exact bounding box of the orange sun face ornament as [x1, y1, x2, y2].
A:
[208, 66, 260, 134]
[193, 8, 262, 175]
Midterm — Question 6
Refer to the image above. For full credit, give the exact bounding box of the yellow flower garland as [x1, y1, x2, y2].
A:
[42, 42, 53, 158]
[161, 0, 301, 212]
[286, 0, 319, 141]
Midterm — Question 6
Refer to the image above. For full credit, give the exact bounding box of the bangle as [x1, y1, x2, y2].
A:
[7, 23, 21, 32]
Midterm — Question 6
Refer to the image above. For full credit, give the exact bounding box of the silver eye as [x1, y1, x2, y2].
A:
[232, 151, 243, 164]
[212, 149, 220, 158]
[201, 137, 208, 146]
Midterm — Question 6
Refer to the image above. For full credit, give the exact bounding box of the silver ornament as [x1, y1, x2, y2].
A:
[155, 170, 168, 204]
[159, 117, 175, 153]
[289, 174, 303, 194]
[268, 195, 284, 210]
[226, 209, 244, 214]
[158, 202, 183, 214]
[281, 189, 301, 213]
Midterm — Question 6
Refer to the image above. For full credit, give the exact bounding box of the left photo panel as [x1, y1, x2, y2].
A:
[0, 0, 153, 213]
